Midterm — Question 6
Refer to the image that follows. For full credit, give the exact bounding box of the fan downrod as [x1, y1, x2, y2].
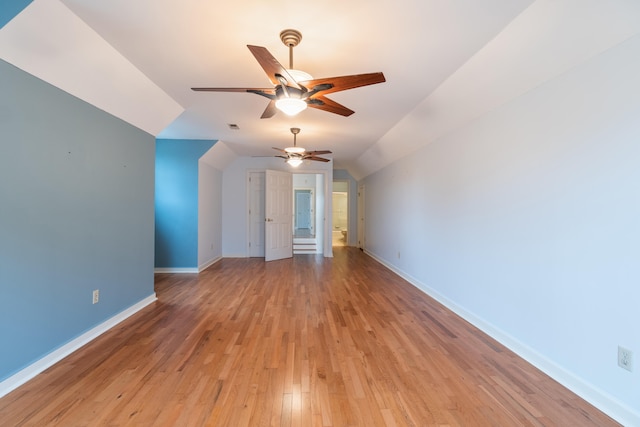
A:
[280, 29, 302, 69]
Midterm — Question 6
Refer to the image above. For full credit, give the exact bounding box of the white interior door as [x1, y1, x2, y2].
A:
[265, 170, 293, 261]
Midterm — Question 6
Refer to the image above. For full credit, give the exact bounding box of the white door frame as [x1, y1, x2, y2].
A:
[247, 171, 265, 257]
[288, 170, 333, 257]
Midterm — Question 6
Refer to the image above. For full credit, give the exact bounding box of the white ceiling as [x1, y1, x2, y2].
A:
[2, 0, 639, 179]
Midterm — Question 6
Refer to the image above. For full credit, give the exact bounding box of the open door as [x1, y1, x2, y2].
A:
[265, 169, 293, 261]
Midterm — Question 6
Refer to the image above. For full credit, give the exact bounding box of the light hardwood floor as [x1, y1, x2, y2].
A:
[0, 247, 618, 426]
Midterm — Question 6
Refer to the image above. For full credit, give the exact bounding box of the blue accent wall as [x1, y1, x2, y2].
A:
[0, 0, 33, 28]
[155, 139, 215, 268]
[0, 60, 156, 381]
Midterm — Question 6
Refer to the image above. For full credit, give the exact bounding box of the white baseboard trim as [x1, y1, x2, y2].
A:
[198, 256, 222, 272]
[153, 257, 223, 274]
[0, 293, 157, 399]
[364, 250, 640, 427]
[154, 267, 198, 273]
[223, 253, 249, 258]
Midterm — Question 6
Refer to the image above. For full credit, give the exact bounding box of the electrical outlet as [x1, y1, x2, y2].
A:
[618, 346, 633, 372]
[92, 289, 99, 305]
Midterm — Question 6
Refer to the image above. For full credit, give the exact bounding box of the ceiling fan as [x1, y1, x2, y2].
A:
[274, 128, 332, 167]
[192, 29, 386, 118]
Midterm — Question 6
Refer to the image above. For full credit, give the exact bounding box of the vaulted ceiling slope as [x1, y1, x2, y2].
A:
[2, 1, 639, 179]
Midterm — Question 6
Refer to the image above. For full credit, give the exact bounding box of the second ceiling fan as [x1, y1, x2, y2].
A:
[274, 128, 332, 167]
[192, 29, 386, 118]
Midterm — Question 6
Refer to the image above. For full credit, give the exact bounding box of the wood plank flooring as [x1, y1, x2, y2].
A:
[0, 247, 619, 426]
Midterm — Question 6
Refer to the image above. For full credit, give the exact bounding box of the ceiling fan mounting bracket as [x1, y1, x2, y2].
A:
[280, 29, 302, 48]
[290, 127, 300, 135]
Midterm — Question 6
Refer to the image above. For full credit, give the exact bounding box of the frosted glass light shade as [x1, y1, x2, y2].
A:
[286, 158, 303, 167]
[276, 98, 307, 116]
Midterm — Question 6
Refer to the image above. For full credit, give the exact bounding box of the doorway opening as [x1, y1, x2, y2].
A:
[292, 173, 324, 254]
[294, 189, 314, 238]
[332, 180, 348, 247]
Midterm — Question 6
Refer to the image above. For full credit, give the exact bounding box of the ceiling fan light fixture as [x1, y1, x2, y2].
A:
[286, 157, 303, 167]
[272, 127, 331, 165]
[275, 97, 307, 116]
[192, 29, 386, 119]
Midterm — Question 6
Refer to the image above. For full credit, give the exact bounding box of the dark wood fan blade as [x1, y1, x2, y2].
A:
[261, 100, 278, 119]
[306, 150, 332, 155]
[304, 72, 385, 96]
[272, 147, 287, 153]
[304, 156, 331, 162]
[191, 87, 274, 92]
[247, 45, 301, 89]
[307, 95, 354, 116]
